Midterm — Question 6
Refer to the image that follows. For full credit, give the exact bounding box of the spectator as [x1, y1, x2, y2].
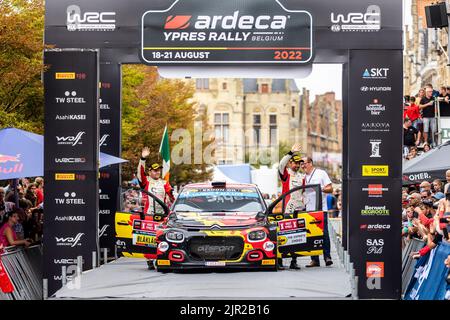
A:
[407, 146, 418, 160]
[25, 183, 38, 209]
[34, 177, 44, 206]
[420, 181, 432, 193]
[0, 187, 15, 222]
[403, 118, 421, 158]
[423, 143, 431, 152]
[444, 169, 450, 194]
[419, 87, 437, 147]
[0, 211, 32, 247]
[438, 86, 450, 117]
[404, 96, 421, 130]
[433, 179, 444, 194]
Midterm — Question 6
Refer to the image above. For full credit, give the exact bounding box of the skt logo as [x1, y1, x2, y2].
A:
[164, 15, 192, 29]
[362, 68, 389, 79]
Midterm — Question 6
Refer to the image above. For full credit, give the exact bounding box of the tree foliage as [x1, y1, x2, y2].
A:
[121, 65, 213, 186]
[0, 0, 45, 133]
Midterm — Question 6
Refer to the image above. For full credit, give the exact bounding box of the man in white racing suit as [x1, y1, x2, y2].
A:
[277, 143, 305, 270]
[137, 147, 174, 214]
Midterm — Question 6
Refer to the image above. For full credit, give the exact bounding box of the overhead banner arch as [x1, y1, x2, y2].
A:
[44, 0, 403, 299]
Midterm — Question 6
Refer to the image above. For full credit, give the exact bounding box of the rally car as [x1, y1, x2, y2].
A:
[115, 181, 325, 271]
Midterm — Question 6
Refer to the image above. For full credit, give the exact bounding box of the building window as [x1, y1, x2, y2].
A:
[261, 84, 269, 93]
[269, 114, 277, 145]
[214, 113, 229, 143]
[222, 82, 227, 90]
[253, 114, 261, 146]
[196, 79, 209, 90]
[291, 106, 295, 118]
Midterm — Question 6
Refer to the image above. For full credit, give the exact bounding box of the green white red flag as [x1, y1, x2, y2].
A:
[159, 125, 170, 182]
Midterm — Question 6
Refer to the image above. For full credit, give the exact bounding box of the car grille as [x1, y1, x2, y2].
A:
[188, 236, 244, 261]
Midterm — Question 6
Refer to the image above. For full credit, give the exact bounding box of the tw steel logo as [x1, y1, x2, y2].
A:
[164, 12, 288, 30]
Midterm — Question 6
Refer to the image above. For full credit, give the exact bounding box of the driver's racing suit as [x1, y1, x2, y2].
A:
[278, 152, 305, 213]
[137, 158, 174, 214]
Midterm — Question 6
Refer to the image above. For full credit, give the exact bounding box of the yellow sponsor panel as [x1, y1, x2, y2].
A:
[122, 252, 145, 259]
[157, 259, 171, 266]
[55, 72, 75, 79]
[362, 165, 389, 177]
[262, 259, 275, 265]
[55, 173, 75, 180]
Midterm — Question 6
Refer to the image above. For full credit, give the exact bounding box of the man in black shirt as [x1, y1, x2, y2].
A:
[403, 118, 421, 158]
[419, 87, 436, 146]
[438, 86, 450, 117]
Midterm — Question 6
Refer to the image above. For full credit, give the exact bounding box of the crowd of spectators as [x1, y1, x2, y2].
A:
[0, 177, 44, 251]
[403, 84, 450, 160]
[402, 171, 450, 281]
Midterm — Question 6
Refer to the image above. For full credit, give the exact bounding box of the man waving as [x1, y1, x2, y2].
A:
[137, 147, 174, 214]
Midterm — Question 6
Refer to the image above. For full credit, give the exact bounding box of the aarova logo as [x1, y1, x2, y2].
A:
[55, 233, 84, 247]
[164, 11, 289, 31]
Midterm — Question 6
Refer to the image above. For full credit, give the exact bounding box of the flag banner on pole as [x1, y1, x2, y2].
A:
[159, 125, 170, 182]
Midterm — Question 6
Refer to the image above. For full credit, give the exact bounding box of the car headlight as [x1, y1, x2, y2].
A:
[166, 230, 184, 243]
[248, 230, 267, 242]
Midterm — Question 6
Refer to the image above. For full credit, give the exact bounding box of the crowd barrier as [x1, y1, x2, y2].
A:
[401, 238, 426, 296]
[403, 240, 450, 300]
[0, 245, 43, 300]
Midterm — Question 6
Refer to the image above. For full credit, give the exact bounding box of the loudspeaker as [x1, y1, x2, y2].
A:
[425, 2, 448, 28]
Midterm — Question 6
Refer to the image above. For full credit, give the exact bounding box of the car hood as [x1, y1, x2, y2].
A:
[169, 211, 263, 229]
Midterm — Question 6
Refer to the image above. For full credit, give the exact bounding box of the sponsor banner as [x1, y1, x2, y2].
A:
[141, 0, 313, 64]
[347, 178, 401, 299]
[45, 0, 402, 61]
[362, 165, 389, 177]
[99, 63, 121, 255]
[44, 50, 99, 297]
[44, 50, 99, 171]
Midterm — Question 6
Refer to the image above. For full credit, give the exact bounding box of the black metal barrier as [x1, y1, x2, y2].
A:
[401, 238, 426, 297]
[0, 245, 43, 300]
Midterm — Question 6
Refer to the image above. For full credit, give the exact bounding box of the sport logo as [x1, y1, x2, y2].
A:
[66, 5, 116, 32]
[56, 132, 85, 146]
[331, 5, 381, 32]
[55, 233, 84, 247]
[164, 15, 192, 29]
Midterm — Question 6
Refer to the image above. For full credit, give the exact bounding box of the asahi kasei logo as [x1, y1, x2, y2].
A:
[66, 5, 116, 32]
[55, 233, 84, 247]
[331, 5, 381, 32]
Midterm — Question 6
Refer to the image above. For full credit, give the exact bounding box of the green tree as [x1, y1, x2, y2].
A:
[0, 0, 45, 132]
[121, 66, 213, 187]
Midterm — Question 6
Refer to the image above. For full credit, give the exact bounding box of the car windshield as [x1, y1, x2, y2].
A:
[173, 187, 264, 213]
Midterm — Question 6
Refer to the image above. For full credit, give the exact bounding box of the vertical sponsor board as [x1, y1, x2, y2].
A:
[99, 63, 122, 256]
[44, 50, 99, 296]
[346, 50, 402, 299]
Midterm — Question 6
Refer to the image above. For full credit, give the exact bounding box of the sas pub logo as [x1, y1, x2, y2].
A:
[366, 261, 384, 290]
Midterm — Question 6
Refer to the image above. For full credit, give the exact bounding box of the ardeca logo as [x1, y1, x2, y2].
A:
[164, 15, 192, 29]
